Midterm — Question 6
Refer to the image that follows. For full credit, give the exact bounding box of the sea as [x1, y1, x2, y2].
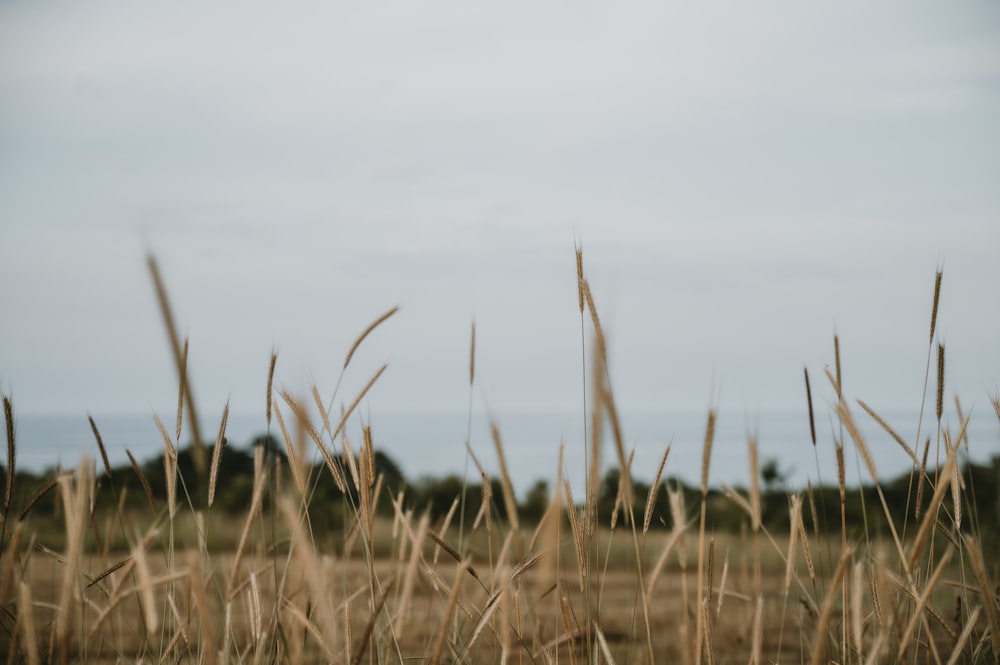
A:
[8, 408, 999, 496]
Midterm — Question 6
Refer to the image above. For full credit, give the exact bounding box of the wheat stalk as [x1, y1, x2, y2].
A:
[695, 409, 716, 665]
[936, 343, 945, 422]
[344, 305, 398, 369]
[834, 333, 843, 399]
[0, 521, 23, 604]
[857, 399, 919, 466]
[643, 444, 671, 538]
[803, 368, 816, 446]
[153, 413, 178, 517]
[87, 415, 112, 480]
[3, 395, 14, 515]
[266, 350, 277, 428]
[272, 402, 305, 497]
[647, 488, 686, 597]
[208, 402, 229, 508]
[896, 549, 952, 661]
[55, 460, 92, 647]
[351, 577, 396, 665]
[594, 621, 618, 665]
[563, 479, 586, 593]
[469, 321, 476, 386]
[963, 532, 1000, 659]
[147, 254, 205, 472]
[132, 533, 160, 636]
[581, 279, 607, 360]
[18, 581, 40, 665]
[17, 475, 61, 521]
[428, 562, 469, 665]
[491, 423, 520, 531]
[395, 511, 429, 634]
[281, 390, 346, 493]
[785, 494, 802, 595]
[176, 336, 188, 442]
[127, 450, 156, 512]
[228, 462, 267, 597]
[331, 363, 389, 443]
[930, 269, 942, 342]
[809, 547, 853, 665]
[916, 437, 930, 520]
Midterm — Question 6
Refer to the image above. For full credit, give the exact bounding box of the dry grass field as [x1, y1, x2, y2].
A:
[1, 256, 997, 664]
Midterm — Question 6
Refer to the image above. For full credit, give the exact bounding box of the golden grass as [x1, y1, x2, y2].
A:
[1, 259, 997, 665]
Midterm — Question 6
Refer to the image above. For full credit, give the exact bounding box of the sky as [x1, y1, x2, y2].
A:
[2, 1, 999, 451]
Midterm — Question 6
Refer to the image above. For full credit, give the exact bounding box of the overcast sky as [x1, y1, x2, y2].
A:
[2, 2, 999, 439]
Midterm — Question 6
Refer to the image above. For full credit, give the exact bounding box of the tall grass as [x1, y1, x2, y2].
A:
[0, 258, 997, 664]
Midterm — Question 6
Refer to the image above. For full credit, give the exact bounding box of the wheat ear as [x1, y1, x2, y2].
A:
[936, 343, 945, 422]
[207, 402, 229, 508]
[3, 395, 14, 514]
[929, 269, 942, 342]
[266, 350, 277, 428]
[88, 415, 112, 479]
[127, 450, 156, 512]
[344, 305, 398, 369]
[643, 443, 671, 538]
[804, 368, 816, 445]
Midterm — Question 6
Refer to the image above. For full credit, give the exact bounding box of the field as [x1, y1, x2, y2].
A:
[1, 257, 998, 664]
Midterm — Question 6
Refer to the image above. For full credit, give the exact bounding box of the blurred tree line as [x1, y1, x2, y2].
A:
[2, 434, 998, 549]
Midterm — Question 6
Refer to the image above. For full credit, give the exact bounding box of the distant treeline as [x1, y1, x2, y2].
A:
[3, 433, 998, 543]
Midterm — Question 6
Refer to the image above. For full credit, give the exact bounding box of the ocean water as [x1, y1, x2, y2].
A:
[8, 408, 998, 496]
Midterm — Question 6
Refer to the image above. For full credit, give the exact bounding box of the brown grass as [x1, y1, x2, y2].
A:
[2, 261, 997, 665]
